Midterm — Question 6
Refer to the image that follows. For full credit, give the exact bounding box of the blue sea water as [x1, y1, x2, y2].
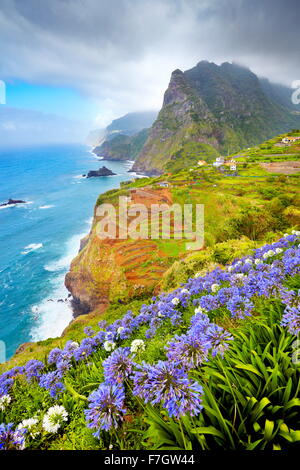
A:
[0, 143, 134, 359]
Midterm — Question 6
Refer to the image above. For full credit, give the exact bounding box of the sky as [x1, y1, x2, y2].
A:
[0, 0, 299, 143]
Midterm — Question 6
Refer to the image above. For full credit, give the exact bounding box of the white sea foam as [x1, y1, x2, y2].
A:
[73, 175, 86, 179]
[44, 233, 85, 272]
[39, 205, 54, 210]
[127, 172, 147, 179]
[21, 243, 43, 255]
[0, 204, 16, 210]
[29, 274, 73, 342]
[31, 218, 93, 341]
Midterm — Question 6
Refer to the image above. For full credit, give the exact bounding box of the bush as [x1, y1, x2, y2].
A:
[144, 305, 300, 450]
[212, 237, 255, 264]
[283, 206, 300, 227]
[229, 206, 277, 240]
[161, 250, 214, 290]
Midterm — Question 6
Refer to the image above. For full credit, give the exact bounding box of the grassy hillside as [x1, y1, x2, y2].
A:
[1, 234, 300, 450]
[1, 132, 300, 450]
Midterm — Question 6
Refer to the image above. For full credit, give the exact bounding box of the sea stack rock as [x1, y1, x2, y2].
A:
[86, 166, 116, 178]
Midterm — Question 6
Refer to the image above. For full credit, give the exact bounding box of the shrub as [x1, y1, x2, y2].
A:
[229, 206, 276, 240]
[144, 308, 300, 450]
[212, 237, 255, 264]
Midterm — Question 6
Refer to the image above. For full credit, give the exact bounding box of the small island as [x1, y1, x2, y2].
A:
[0, 198, 27, 207]
[86, 166, 116, 178]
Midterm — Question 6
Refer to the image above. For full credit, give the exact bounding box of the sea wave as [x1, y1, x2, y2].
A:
[31, 219, 93, 341]
[21, 243, 43, 255]
[39, 205, 55, 210]
[44, 218, 93, 272]
[29, 274, 73, 342]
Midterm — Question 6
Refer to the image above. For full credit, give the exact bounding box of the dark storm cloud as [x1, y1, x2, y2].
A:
[0, 0, 299, 124]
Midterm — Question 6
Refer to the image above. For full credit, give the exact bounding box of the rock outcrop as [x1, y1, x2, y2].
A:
[0, 198, 27, 206]
[86, 166, 116, 177]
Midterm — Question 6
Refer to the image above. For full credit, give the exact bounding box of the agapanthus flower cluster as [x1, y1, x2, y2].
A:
[0, 394, 11, 412]
[0, 233, 299, 445]
[165, 333, 209, 370]
[39, 370, 65, 398]
[281, 303, 300, 336]
[85, 384, 126, 435]
[103, 347, 134, 385]
[17, 418, 39, 439]
[25, 360, 44, 382]
[130, 339, 145, 354]
[42, 405, 68, 434]
[0, 367, 24, 398]
[0, 423, 26, 450]
[132, 360, 203, 418]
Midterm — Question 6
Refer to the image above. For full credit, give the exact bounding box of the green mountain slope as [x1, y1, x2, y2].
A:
[132, 61, 300, 174]
[92, 128, 149, 161]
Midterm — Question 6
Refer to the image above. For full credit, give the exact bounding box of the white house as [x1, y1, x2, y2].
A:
[282, 136, 300, 144]
[158, 181, 170, 188]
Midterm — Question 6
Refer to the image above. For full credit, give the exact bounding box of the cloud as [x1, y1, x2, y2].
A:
[0, 0, 299, 125]
[0, 105, 88, 145]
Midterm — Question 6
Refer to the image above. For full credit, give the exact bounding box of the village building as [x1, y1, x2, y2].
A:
[282, 136, 300, 144]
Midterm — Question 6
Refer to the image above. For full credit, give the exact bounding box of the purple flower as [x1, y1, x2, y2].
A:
[0, 367, 24, 397]
[165, 333, 209, 370]
[132, 361, 203, 418]
[48, 348, 63, 365]
[103, 347, 134, 385]
[85, 384, 126, 435]
[281, 304, 300, 335]
[226, 295, 254, 319]
[73, 338, 95, 361]
[84, 326, 95, 337]
[203, 324, 234, 357]
[98, 320, 107, 329]
[25, 360, 44, 382]
[0, 423, 26, 450]
[39, 371, 65, 398]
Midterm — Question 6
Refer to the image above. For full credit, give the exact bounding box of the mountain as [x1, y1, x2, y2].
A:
[92, 128, 149, 161]
[87, 110, 157, 149]
[132, 61, 300, 175]
[106, 111, 157, 136]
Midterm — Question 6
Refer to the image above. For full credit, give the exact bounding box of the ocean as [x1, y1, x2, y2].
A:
[0, 143, 134, 359]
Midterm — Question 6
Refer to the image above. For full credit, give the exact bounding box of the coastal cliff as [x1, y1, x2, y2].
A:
[64, 185, 177, 316]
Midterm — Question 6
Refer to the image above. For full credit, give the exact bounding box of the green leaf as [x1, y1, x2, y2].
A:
[235, 363, 263, 378]
[191, 426, 224, 439]
[264, 419, 275, 441]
